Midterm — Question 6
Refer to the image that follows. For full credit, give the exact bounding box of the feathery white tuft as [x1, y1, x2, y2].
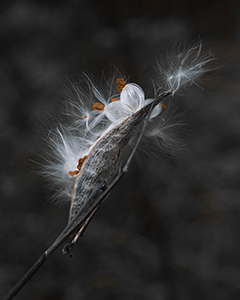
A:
[156, 41, 215, 94]
[43, 42, 215, 202]
[143, 103, 188, 157]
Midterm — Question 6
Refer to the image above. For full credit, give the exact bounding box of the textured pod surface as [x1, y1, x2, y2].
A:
[69, 91, 170, 221]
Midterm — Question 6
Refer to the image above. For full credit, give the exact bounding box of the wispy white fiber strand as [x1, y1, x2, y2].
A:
[43, 42, 215, 203]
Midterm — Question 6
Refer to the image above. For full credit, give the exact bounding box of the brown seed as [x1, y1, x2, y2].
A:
[69, 155, 88, 176]
[69, 170, 79, 176]
[92, 102, 105, 111]
[116, 78, 126, 92]
[161, 103, 166, 110]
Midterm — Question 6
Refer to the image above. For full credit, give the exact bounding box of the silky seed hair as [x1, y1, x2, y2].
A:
[155, 40, 216, 94]
[42, 42, 215, 205]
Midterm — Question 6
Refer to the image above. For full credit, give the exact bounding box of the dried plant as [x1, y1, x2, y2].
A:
[4, 41, 215, 300]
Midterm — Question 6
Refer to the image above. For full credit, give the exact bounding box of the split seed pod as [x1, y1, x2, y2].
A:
[69, 91, 170, 222]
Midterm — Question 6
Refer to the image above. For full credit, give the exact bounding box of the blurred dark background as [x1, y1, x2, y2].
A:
[1, 0, 240, 299]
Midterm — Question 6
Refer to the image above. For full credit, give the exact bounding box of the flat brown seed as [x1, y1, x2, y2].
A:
[92, 102, 105, 111]
[116, 78, 126, 92]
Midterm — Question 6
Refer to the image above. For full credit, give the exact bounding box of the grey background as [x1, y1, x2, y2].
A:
[1, 0, 240, 299]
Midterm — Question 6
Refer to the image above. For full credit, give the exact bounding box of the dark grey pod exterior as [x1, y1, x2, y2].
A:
[69, 91, 170, 222]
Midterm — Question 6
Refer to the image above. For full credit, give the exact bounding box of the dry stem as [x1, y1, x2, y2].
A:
[3, 91, 170, 300]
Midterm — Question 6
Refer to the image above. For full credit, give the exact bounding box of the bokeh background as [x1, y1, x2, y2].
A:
[1, 0, 240, 299]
